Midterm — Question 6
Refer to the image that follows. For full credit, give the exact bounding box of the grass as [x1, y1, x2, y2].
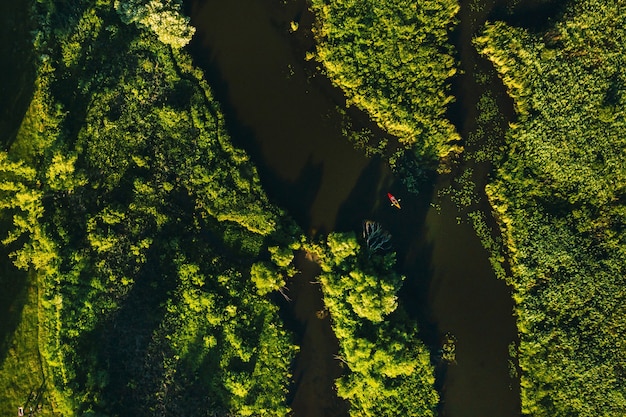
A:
[0, 267, 57, 416]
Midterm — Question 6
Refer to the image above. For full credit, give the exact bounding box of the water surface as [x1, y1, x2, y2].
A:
[0, 0, 36, 147]
[187, 0, 521, 415]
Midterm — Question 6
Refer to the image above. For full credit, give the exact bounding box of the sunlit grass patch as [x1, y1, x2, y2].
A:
[0, 271, 55, 416]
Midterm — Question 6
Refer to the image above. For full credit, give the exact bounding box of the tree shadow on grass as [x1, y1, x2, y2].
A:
[89, 254, 176, 415]
[0, 246, 29, 367]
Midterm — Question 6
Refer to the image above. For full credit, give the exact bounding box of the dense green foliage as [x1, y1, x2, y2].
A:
[306, 230, 438, 417]
[476, 1, 626, 415]
[0, 1, 298, 415]
[114, 0, 195, 48]
[308, 0, 461, 168]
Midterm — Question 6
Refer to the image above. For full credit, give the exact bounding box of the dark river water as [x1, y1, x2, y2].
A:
[0, 0, 36, 148]
[187, 0, 522, 416]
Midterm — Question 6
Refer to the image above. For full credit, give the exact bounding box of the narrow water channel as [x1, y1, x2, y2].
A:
[0, 0, 36, 148]
[187, 0, 520, 416]
[187, 2, 392, 415]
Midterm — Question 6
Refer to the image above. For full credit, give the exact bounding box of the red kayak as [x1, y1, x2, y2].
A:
[387, 192, 401, 209]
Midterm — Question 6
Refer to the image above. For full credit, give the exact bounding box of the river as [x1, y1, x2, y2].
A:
[0, 0, 36, 148]
[186, 0, 520, 416]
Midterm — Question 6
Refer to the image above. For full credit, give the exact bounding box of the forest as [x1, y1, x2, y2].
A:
[304, 226, 438, 417]
[1, 0, 625, 416]
[0, 0, 299, 415]
[308, 0, 461, 189]
[475, 0, 626, 415]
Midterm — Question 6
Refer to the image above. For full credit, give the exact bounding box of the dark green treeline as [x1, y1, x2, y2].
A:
[477, 0, 626, 415]
[308, 0, 461, 189]
[0, 0, 299, 415]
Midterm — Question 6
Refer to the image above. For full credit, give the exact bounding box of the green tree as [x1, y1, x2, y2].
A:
[250, 261, 284, 296]
[309, 0, 460, 166]
[115, 0, 195, 48]
[308, 231, 437, 416]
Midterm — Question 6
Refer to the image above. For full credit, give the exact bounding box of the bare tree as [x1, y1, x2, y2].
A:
[362, 220, 392, 253]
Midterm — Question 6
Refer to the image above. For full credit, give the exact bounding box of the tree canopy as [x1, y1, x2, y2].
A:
[114, 0, 195, 48]
[309, 0, 461, 173]
[476, 1, 626, 415]
[0, 1, 298, 415]
[306, 230, 438, 416]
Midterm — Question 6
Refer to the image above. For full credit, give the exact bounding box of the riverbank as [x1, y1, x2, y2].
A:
[187, 1, 522, 415]
[477, 1, 626, 414]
